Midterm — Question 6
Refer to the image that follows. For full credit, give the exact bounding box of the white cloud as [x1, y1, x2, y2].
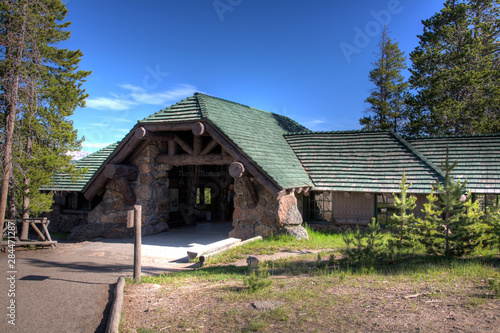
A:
[297, 118, 331, 131]
[86, 97, 137, 110]
[86, 84, 198, 111]
[304, 119, 327, 126]
[123, 83, 198, 105]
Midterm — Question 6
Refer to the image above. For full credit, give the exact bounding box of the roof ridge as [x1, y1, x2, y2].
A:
[390, 131, 445, 179]
[195, 92, 258, 111]
[406, 132, 500, 140]
[285, 129, 389, 136]
[140, 95, 202, 123]
[196, 92, 310, 133]
[193, 93, 208, 119]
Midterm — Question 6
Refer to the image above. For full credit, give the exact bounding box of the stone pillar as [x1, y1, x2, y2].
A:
[276, 193, 308, 240]
[229, 177, 308, 240]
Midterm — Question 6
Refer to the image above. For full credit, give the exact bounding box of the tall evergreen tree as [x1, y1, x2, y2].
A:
[0, 0, 90, 228]
[360, 26, 408, 133]
[416, 191, 445, 255]
[388, 172, 418, 251]
[406, 0, 500, 136]
[432, 151, 467, 256]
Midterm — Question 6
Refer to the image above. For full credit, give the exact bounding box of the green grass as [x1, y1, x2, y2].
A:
[49, 231, 70, 241]
[206, 226, 349, 265]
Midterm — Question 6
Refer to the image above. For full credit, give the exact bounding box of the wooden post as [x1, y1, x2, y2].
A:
[133, 205, 142, 282]
[193, 135, 202, 156]
[126, 210, 134, 228]
[168, 139, 177, 156]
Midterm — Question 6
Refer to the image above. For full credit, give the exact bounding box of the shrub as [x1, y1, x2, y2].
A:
[244, 262, 272, 292]
[341, 218, 384, 267]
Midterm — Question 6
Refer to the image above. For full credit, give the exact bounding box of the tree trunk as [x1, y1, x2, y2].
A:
[0, 3, 27, 229]
[7, 169, 16, 219]
[20, 136, 33, 240]
[0, 83, 19, 229]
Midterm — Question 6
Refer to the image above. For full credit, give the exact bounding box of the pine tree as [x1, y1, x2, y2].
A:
[483, 203, 500, 252]
[415, 191, 445, 255]
[405, 0, 500, 136]
[360, 26, 408, 133]
[432, 151, 467, 256]
[459, 192, 491, 254]
[0, 0, 90, 227]
[388, 173, 418, 251]
[342, 218, 384, 267]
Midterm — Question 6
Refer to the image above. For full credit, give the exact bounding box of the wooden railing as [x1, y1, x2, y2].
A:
[1, 218, 57, 250]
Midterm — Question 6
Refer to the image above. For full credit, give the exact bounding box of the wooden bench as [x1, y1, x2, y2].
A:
[1, 218, 57, 251]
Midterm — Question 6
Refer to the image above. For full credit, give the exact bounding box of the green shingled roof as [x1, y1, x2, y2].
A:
[141, 93, 313, 189]
[285, 131, 443, 193]
[407, 134, 500, 194]
[42, 143, 119, 192]
[140, 95, 203, 123]
[43, 93, 500, 196]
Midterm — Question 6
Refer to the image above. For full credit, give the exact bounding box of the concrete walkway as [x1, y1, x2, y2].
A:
[0, 222, 233, 333]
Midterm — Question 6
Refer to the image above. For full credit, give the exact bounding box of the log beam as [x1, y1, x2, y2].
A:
[241, 175, 258, 209]
[192, 122, 205, 136]
[142, 123, 196, 132]
[229, 162, 245, 178]
[168, 139, 177, 156]
[134, 127, 175, 141]
[193, 135, 202, 156]
[200, 139, 218, 155]
[116, 176, 136, 206]
[155, 153, 234, 166]
[174, 136, 193, 155]
[104, 164, 138, 181]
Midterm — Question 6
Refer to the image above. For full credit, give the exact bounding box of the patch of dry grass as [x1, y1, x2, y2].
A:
[122, 253, 500, 333]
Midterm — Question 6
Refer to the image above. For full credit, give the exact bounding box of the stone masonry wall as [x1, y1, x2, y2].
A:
[69, 143, 170, 241]
[229, 177, 308, 240]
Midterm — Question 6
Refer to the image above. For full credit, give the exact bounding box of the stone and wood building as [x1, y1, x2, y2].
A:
[43, 93, 500, 240]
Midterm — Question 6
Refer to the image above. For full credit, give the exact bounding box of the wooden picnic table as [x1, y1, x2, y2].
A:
[1, 218, 57, 251]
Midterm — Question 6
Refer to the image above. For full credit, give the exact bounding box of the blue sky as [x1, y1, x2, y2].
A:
[62, 0, 444, 153]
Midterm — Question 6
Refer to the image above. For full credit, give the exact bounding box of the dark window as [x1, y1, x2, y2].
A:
[376, 193, 397, 225]
[306, 191, 333, 223]
[473, 194, 499, 212]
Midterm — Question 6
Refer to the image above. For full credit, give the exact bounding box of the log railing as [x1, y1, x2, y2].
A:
[1, 218, 57, 250]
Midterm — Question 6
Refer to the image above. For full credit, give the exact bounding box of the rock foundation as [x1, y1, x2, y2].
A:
[69, 143, 170, 241]
[229, 178, 308, 240]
